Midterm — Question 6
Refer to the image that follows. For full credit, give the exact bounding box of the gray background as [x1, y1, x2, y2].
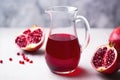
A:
[0, 0, 120, 28]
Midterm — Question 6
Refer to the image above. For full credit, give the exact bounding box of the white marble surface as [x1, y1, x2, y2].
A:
[0, 0, 120, 28]
[0, 28, 120, 80]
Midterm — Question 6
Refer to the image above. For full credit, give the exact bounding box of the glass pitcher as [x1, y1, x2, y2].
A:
[45, 6, 90, 74]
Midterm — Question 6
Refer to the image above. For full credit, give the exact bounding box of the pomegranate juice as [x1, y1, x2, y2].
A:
[45, 34, 81, 73]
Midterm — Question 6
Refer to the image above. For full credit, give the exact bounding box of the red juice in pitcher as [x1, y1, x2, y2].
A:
[45, 33, 81, 73]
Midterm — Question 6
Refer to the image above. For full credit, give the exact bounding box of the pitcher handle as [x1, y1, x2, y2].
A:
[75, 15, 90, 50]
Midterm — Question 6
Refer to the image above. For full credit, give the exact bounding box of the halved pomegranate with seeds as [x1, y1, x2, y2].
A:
[15, 25, 45, 51]
[91, 43, 119, 74]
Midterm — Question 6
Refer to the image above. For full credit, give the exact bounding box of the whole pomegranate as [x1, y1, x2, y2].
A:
[91, 43, 119, 74]
[109, 26, 120, 53]
[15, 25, 45, 51]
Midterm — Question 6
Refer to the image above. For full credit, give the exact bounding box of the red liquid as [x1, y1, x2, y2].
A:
[45, 34, 81, 73]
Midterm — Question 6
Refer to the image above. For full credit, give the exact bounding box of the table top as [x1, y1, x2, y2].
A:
[0, 28, 119, 80]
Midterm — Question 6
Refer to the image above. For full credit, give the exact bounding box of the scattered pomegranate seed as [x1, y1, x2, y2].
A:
[0, 52, 34, 65]
[17, 52, 20, 56]
[16, 52, 34, 64]
[9, 58, 13, 61]
[29, 60, 33, 63]
[21, 53, 25, 56]
[0, 60, 3, 64]
[19, 60, 25, 64]
[22, 55, 26, 60]
[25, 58, 30, 62]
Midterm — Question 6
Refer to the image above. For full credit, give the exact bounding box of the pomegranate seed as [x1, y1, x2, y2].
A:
[23, 29, 31, 34]
[16, 52, 34, 64]
[17, 52, 20, 56]
[29, 60, 33, 63]
[9, 58, 13, 61]
[19, 60, 25, 64]
[0, 60, 3, 64]
[21, 53, 25, 56]
[22, 55, 26, 60]
[15, 35, 27, 48]
[25, 58, 30, 62]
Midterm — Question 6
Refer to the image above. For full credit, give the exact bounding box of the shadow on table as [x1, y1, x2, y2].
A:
[98, 70, 120, 80]
[55, 66, 90, 78]
[54, 67, 120, 80]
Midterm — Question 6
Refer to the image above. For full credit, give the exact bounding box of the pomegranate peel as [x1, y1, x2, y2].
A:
[15, 25, 45, 51]
[91, 44, 119, 74]
[109, 26, 120, 53]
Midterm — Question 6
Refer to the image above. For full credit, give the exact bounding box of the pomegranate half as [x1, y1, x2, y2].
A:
[91, 44, 119, 74]
[15, 25, 45, 51]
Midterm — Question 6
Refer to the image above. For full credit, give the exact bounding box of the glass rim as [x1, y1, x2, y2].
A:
[45, 6, 78, 13]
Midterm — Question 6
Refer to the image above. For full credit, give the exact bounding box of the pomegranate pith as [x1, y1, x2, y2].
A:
[91, 44, 119, 74]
